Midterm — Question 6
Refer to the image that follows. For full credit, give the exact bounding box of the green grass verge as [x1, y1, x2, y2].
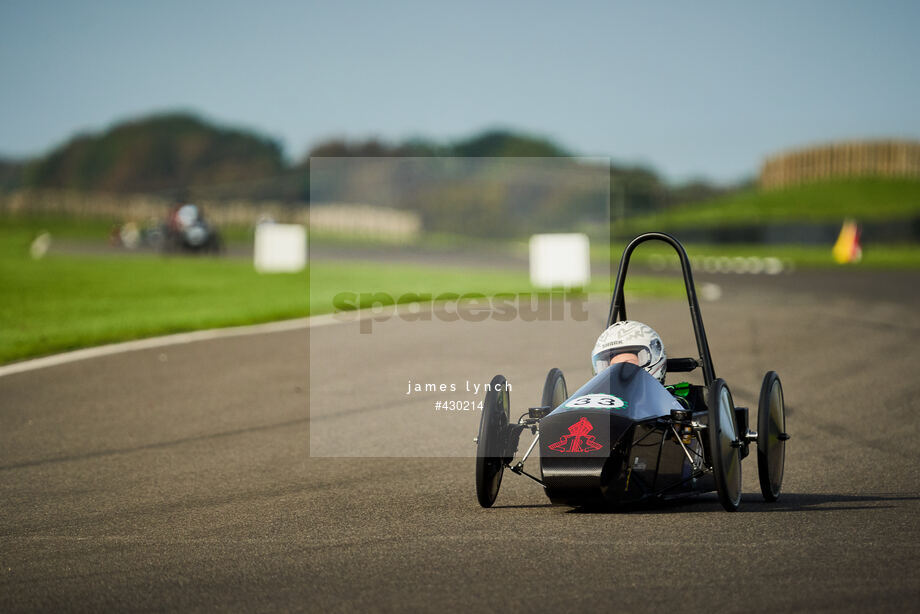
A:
[0, 214, 116, 241]
[0, 226, 681, 364]
[0, 213, 258, 248]
[621, 177, 920, 230]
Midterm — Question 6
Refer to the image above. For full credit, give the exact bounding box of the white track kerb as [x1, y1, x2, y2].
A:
[0, 300, 494, 377]
[0, 315, 334, 378]
[0, 289, 708, 378]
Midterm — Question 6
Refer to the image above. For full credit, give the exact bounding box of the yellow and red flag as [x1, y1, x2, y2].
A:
[832, 219, 862, 264]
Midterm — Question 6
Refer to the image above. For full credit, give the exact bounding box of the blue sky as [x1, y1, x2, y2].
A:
[1, 0, 918, 183]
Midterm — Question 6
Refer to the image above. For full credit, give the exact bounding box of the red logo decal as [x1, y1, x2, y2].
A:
[548, 417, 603, 453]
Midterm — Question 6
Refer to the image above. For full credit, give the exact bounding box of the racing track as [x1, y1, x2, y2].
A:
[1, 270, 919, 612]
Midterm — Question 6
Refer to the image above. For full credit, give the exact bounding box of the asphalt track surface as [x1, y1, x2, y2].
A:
[2, 270, 919, 612]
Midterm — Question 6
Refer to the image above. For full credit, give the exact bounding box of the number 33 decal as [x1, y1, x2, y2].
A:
[564, 394, 627, 409]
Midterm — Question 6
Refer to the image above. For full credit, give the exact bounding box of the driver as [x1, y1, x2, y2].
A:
[591, 320, 666, 383]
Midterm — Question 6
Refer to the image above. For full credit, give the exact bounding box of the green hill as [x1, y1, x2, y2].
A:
[622, 177, 920, 231]
[23, 112, 285, 194]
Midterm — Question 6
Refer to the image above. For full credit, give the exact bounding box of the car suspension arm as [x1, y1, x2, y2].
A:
[509, 433, 544, 485]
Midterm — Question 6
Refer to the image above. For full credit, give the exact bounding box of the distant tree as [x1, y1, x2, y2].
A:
[305, 136, 448, 161]
[668, 178, 731, 206]
[609, 164, 669, 216]
[0, 157, 25, 192]
[9, 113, 747, 219]
[308, 138, 392, 158]
[450, 129, 569, 157]
[305, 131, 568, 160]
[23, 112, 285, 194]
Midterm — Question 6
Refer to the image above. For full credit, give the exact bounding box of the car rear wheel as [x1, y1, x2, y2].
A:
[708, 378, 742, 512]
[757, 371, 787, 502]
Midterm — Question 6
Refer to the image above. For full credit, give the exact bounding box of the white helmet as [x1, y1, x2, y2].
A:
[591, 320, 666, 383]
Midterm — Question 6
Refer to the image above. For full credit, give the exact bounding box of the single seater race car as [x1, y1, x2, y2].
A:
[474, 231, 788, 512]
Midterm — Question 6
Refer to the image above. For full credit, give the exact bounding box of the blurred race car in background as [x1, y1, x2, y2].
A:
[157, 203, 223, 254]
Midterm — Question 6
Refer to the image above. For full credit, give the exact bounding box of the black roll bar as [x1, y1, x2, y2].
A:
[606, 232, 716, 386]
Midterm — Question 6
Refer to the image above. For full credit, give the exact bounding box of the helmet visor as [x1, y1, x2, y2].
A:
[592, 345, 653, 374]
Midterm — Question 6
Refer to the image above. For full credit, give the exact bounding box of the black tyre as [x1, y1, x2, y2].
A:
[757, 371, 787, 502]
[541, 368, 568, 410]
[707, 378, 742, 512]
[475, 374, 511, 508]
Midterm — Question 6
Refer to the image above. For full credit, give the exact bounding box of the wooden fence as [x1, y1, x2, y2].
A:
[760, 140, 920, 189]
